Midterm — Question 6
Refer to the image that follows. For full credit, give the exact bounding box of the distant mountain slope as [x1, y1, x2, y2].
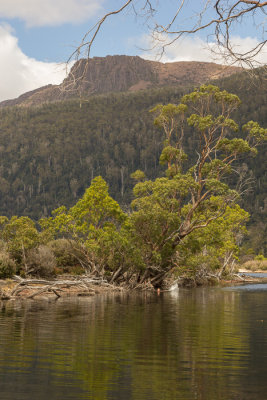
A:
[0, 55, 241, 107]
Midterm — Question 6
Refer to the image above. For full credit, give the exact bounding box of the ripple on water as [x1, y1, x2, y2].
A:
[0, 290, 267, 400]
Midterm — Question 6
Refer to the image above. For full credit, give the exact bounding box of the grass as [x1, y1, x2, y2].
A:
[241, 259, 267, 272]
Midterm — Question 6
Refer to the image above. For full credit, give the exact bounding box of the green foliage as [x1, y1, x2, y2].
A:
[243, 121, 267, 142]
[86, 224, 144, 275]
[151, 103, 187, 137]
[40, 177, 132, 276]
[255, 254, 267, 261]
[159, 146, 187, 168]
[181, 84, 241, 107]
[40, 176, 126, 239]
[217, 138, 254, 154]
[48, 239, 85, 272]
[129, 85, 265, 280]
[0, 251, 16, 279]
[0, 74, 265, 259]
[130, 170, 146, 182]
[177, 204, 249, 275]
[69, 176, 126, 234]
[150, 101, 188, 174]
[0, 81, 265, 282]
[0, 216, 40, 260]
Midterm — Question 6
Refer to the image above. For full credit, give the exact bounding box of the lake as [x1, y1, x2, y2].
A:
[0, 280, 267, 400]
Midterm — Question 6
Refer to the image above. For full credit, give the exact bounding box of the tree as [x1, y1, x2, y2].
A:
[128, 84, 266, 285]
[176, 204, 249, 281]
[69, 0, 267, 69]
[0, 216, 40, 274]
[39, 176, 135, 278]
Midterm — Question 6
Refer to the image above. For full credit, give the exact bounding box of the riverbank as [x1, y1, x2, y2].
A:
[220, 273, 267, 287]
[1, 271, 267, 301]
[0, 275, 125, 301]
[238, 268, 267, 273]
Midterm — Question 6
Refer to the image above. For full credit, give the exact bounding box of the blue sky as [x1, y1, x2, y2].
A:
[0, 0, 266, 101]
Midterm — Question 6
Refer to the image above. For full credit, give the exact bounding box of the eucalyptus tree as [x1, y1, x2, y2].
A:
[129, 84, 266, 285]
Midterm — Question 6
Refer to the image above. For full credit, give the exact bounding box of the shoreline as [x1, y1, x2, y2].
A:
[238, 268, 267, 273]
[1, 271, 267, 301]
[0, 276, 125, 302]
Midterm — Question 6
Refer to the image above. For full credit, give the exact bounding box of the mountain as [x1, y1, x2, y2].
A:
[0, 55, 241, 107]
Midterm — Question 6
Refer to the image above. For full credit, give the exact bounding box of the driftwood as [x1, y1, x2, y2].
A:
[233, 273, 262, 282]
[6, 275, 123, 300]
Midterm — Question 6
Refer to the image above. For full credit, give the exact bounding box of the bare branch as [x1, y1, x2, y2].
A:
[70, 1, 267, 72]
[68, 0, 134, 63]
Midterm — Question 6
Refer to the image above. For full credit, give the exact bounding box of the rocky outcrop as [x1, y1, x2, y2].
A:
[64, 55, 157, 94]
[0, 55, 241, 107]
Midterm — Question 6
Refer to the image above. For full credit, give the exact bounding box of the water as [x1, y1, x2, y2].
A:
[0, 283, 267, 400]
[241, 272, 267, 279]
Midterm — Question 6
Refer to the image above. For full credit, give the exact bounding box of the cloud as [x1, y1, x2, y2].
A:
[0, 0, 104, 27]
[139, 34, 267, 67]
[0, 24, 67, 101]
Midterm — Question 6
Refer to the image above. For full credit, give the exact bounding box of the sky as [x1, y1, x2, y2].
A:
[0, 0, 266, 101]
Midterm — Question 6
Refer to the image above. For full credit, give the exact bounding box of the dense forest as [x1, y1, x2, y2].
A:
[0, 70, 266, 256]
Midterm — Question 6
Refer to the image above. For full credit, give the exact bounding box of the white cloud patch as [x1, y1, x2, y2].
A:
[139, 34, 267, 67]
[0, 24, 67, 102]
[0, 0, 104, 27]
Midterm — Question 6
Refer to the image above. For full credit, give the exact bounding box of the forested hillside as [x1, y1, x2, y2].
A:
[0, 70, 266, 254]
[216, 71, 267, 254]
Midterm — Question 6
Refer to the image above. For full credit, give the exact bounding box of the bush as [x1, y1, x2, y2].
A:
[0, 240, 7, 252]
[0, 252, 16, 279]
[48, 239, 86, 273]
[26, 245, 56, 277]
[242, 259, 267, 271]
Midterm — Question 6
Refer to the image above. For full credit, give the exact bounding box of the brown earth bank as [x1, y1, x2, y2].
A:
[1, 272, 266, 301]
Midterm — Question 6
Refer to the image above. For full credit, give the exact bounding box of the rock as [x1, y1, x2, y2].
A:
[0, 55, 241, 108]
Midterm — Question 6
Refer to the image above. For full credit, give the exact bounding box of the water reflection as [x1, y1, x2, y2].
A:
[227, 283, 267, 291]
[0, 287, 266, 400]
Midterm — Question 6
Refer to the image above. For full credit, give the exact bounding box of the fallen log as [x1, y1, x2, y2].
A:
[27, 285, 55, 299]
[9, 275, 121, 299]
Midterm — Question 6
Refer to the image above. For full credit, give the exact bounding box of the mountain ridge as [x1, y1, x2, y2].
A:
[0, 55, 241, 108]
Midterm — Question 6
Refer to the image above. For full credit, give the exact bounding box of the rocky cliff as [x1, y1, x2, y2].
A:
[0, 55, 241, 107]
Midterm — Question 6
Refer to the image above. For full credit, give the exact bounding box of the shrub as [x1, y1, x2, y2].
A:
[48, 239, 86, 273]
[242, 259, 267, 271]
[26, 245, 56, 277]
[0, 252, 16, 279]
